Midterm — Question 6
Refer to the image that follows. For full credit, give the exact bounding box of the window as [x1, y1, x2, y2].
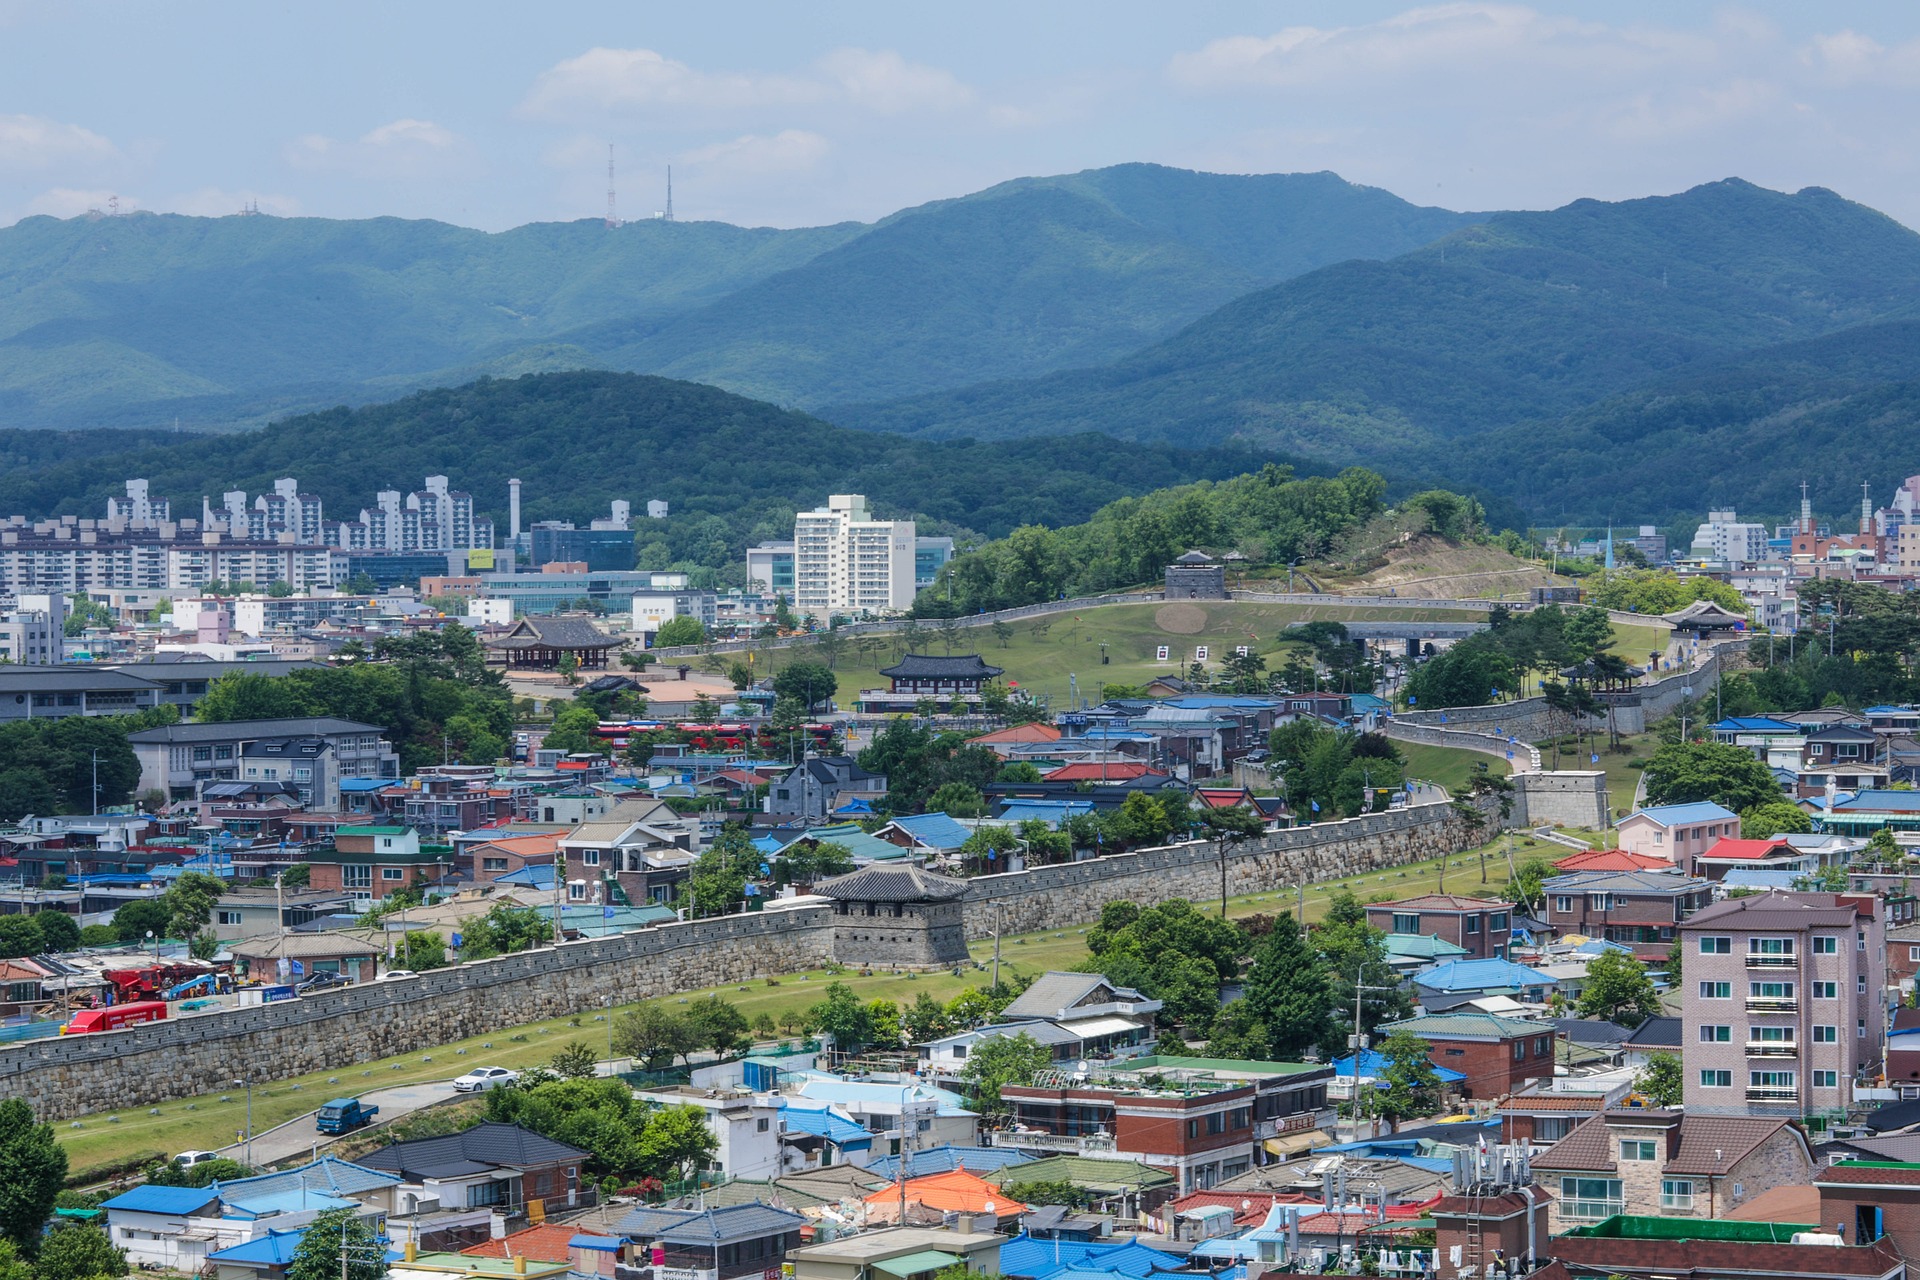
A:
[1467, 915, 1481, 934]
[567, 882, 585, 901]
[1534, 1117, 1574, 1142]
[1814, 1070, 1839, 1088]
[1186, 1119, 1200, 1138]
[1752, 1026, 1794, 1045]
[192, 746, 212, 762]
[466, 1181, 508, 1208]
[757, 1118, 770, 1133]
[1661, 1179, 1695, 1210]
[1814, 1025, 1838, 1043]
[1859, 975, 1868, 993]
[1814, 981, 1839, 999]
[216, 910, 242, 925]
[1206, 1111, 1227, 1134]
[1699, 1069, 1732, 1087]
[1699, 981, 1730, 999]
[1700, 936, 1731, 954]
[481, 858, 507, 872]
[1699, 1025, 1731, 1042]
[1750, 1069, 1796, 1089]
[1560, 1177, 1623, 1222]
[1589, 893, 1613, 911]
[1553, 896, 1573, 913]
[1910, 946, 1920, 962]
[1749, 937, 1794, 960]
[1536, 1036, 1551, 1056]
[1391, 913, 1419, 934]
[381, 868, 405, 881]
[1861, 1019, 1869, 1038]
[342, 866, 372, 889]
[1814, 936, 1839, 954]
[1491, 912, 1509, 931]
[1513, 1040, 1527, 1060]
[1619, 1140, 1657, 1161]
[1748, 981, 1794, 999]
[583, 849, 601, 866]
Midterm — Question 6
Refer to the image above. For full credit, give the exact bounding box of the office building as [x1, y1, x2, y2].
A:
[631, 592, 718, 637]
[529, 523, 635, 572]
[1680, 889, 1885, 1118]
[1689, 510, 1770, 566]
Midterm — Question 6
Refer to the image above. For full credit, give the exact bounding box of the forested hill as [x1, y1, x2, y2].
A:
[0, 371, 1277, 567]
[0, 165, 1475, 432]
[832, 179, 1920, 465]
[570, 165, 1479, 407]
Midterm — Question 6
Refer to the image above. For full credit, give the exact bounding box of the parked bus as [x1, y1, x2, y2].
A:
[63, 1001, 168, 1034]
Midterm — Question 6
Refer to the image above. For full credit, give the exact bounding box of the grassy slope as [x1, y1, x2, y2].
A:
[60, 834, 1536, 1170]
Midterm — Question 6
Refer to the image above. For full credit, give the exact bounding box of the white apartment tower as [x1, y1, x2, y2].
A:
[793, 495, 916, 616]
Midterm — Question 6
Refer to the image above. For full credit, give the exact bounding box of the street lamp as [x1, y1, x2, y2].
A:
[233, 1076, 254, 1168]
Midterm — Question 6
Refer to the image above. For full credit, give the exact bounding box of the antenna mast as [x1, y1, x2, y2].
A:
[605, 145, 620, 228]
[665, 165, 674, 222]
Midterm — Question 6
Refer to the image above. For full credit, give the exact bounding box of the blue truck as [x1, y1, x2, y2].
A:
[315, 1097, 379, 1135]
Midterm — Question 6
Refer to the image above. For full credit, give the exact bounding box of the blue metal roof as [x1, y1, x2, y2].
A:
[997, 800, 1095, 824]
[223, 1190, 358, 1218]
[865, 1144, 1033, 1180]
[1711, 717, 1799, 732]
[1626, 801, 1738, 826]
[208, 1230, 308, 1267]
[777, 1104, 873, 1145]
[338, 778, 387, 792]
[102, 1185, 221, 1215]
[1326, 1049, 1467, 1084]
[1413, 958, 1554, 991]
[212, 1155, 403, 1202]
[494, 864, 556, 888]
[997, 1236, 1180, 1280]
[1833, 790, 1920, 812]
[886, 813, 973, 849]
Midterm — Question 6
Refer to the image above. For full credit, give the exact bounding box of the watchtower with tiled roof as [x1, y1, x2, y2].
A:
[817, 862, 969, 968]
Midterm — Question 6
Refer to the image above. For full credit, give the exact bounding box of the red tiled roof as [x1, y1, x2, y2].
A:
[1499, 1094, 1607, 1113]
[1817, 1161, 1920, 1186]
[1196, 787, 1257, 809]
[1553, 849, 1670, 872]
[1041, 761, 1162, 782]
[968, 724, 1062, 745]
[462, 1225, 607, 1262]
[1697, 837, 1794, 861]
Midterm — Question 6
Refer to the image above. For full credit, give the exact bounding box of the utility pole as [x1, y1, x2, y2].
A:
[991, 902, 1002, 993]
[1347, 966, 1393, 1142]
[90, 748, 100, 815]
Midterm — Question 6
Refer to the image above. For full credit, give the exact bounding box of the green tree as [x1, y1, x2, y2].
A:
[110, 898, 169, 943]
[902, 990, 957, 1044]
[33, 1225, 125, 1280]
[997, 762, 1044, 784]
[652, 617, 708, 647]
[960, 1032, 1053, 1114]
[290, 1210, 386, 1280]
[680, 825, 758, 916]
[540, 702, 604, 756]
[0, 918, 39, 961]
[613, 1004, 701, 1069]
[0, 1240, 27, 1280]
[1240, 916, 1334, 1058]
[555, 653, 580, 685]
[806, 981, 874, 1052]
[1741, 802, 1813, 840]
[1642, 741, 1783, 813]
[1504, 857, 1558, 910]
[549, 1043, 599, 1080]
[1373, 1031, 1442, 1123]
[1634, 1051, 1684, 1107]
[0, 1099, 68, 1249]
[686, 995, 751, 1058]
[399, 931, 447, 970]
[773, 662, 838, 710]
[866, 999, 903, 1049]
[1576, 950, 1661, 1027]
[926, 782, 988, 818]
[637, 1104, 720, 1181]
[161, 871, 226, 945]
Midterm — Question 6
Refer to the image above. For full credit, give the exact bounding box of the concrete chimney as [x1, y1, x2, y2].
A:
[509, 478, 522, 541]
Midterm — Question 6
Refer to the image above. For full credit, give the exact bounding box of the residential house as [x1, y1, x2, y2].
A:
[1542, 870, 1712, 956]
[785, 1078, 979, 1154]
[307, 826, 455, 902]
[983, 1155, 1175, 1213]
[357, 1122, 590, 1249]
[459, 1225, 615, 1266]
[127, 717, 398, 803]
[767, 757, 889, 823]
[1679, 890, 1886, 1117]
[1498, 1091, 1611, 1147]
[864, 1170, 1028, 1230]
[1614, 802, 1740, 868]
[784, 1226, 1005, 1280]
[1531, 1108, 1814, 1232]
[873, 813, 973, 860]
[100, 1185, 226, 1270]
[559, 799, 703, 906]
[1622, 1016, 1683, 1068]
[998, 971, 1163, 1050]
[776, 1103, 878, 1172]
[467, 833, 563, 886]
[615, 1203, 808, 1280]
[1551, 848, 1673, 873]
[1365, 894, 1513, 960]
[1411, 958, 1557, 1011]
[228, 930, 383, 983]
[967, 723, 1063, 758]
[630, 1084, 783, 1181]
[1693, 837, 1820, 882]
[1382, 933, 1470, 973]
[1891, 920, 1920, 996]
[1376, 1012, 1556, 1100]
[1809, 789, 1920, 837]
[1795, 724, 1886, 799]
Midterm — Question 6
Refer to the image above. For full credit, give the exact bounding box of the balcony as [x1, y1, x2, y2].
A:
[1745, 996, 1797, 1013]
[986, 1129, 1117, 1155]
[1746, 1086, 1798, 1102]
[1745, 1041, 1798, 1057]
[1746, 953, 1798, 968]
[1561, 1200, 1626, 1223]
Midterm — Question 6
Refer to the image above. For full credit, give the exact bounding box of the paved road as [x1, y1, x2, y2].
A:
[217, 1079, 464, 1167]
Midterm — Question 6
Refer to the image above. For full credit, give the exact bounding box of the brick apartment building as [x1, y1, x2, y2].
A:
[1680, 890, 1887, 1118]
[1376, 1012, 1555, 1100]
[1365, 894, 1513, 959]
[306, 825, 455, 902]
[1542, 870, 1713, 960]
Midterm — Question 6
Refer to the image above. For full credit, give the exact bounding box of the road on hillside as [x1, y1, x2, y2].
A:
[215, 1079, 465, 1167]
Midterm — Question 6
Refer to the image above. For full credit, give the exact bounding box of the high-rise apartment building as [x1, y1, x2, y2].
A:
[792, 495, 915, 616]
[1680, 890, 1885, 1119]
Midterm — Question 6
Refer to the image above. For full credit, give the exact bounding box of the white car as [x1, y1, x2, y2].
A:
[453, 1066, 519, 1093]
[174, 1150, 220, 1168]
[380, 970, 418, 981]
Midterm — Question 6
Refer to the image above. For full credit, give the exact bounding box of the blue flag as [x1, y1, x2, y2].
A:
[1408, 696, 1417, 705]
[289, 959, 305, 977]
[1311, 800, 1320, 812]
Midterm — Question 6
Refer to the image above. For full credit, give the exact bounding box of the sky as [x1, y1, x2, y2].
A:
[6, 1, 1920, 232]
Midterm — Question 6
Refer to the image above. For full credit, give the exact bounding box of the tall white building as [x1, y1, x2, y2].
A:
[793, 495, 916, 616]
[1689, 509, 1769, 566]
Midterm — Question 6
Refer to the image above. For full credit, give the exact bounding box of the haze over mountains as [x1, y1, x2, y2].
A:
[8, 163, 1920, 526]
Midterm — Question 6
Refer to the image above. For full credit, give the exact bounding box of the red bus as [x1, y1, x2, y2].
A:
[64, 1001, 168, 1034]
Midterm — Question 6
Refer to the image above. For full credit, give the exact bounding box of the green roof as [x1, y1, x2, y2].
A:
[1380, 1012, 1545, 1039]
[987, 1155, 1173, 1193]
[1567, 1216, 1814, 1242]
[343, 825, 410, 835]
[1117, 1054, 1322, 1078]
[797, 824, 909, 861]
[872, 1251, 962, 1278]
[1383, 933, 1470, 959]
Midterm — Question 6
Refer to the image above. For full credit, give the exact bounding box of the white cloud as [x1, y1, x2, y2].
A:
[285, 118, 471, 179]
[520, 46, 972, 121]
[680, 130, 830, 176]
[163, 187, 301, 218]
[0, 114, 115, 171]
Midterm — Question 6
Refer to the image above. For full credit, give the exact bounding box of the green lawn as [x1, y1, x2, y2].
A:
[753, 601, 1486, 709]
[59, 836, 1521, 1172]
[1396, 741, 1510, 794]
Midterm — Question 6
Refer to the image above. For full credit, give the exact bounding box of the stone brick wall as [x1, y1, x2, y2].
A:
[1513, 772, 1611, 829]
[0, 907, 833, 1121]
[958, 800, 1483, 937]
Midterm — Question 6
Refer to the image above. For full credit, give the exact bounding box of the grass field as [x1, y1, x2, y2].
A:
[58, 834, 1533, 1172]
[1397, 741, 1510, 794]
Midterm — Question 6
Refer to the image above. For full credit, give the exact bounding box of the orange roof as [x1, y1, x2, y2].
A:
[461, 1226, 608, 1263]
[968, 723, 1062, 745]
[863, 1169, 1028, 1215]
[1195, 787, 1257, 810]
[469, 833, 563, 855]
[1698, 837, 1794, 861]
[1552, 848, 1671, 872]
[1041, 761, 1162, 783]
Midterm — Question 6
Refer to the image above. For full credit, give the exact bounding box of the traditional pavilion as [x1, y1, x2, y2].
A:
[483, 617, 621, 670]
